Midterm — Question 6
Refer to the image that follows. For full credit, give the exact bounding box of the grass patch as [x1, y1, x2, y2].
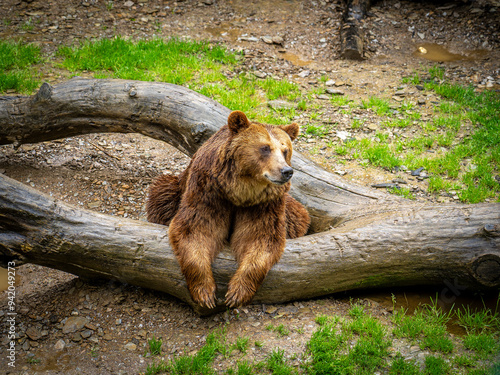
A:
[393, 297, 454, 353]
[361, 96, 392, 116]
[148, 336, 162, 356]
[0, 39, 42, 93]
[307, 302, 391, 375]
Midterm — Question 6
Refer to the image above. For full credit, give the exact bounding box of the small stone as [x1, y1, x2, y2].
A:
[417, 98, 426, 105]
[325, 80, 335, 86]
[367, 123, 378, 131]
[124, 1, 134, 7]
[87, 201, 101, 208]
[268, 100, 294, 110]
[81, 330, 93, 339]
[335, 170, 347, 176]
[71, 332, 82, 342]
[261, 36, 273, 44]
[103, 333, 113, 341]
[298, 70, 310, 78]
[62, 317, 89, 334]
[336, 130, 351, 141]
[371, 183, 398, 189]
[325, 88, 344, 95]
[417, 32, 425, 39]
[253, 71, 267, 79]
[317, 94, 330, 100]
[125, 342, 137, 351]
[265, 306, 278, 314]
[271, 36, 284, 44]
[84, 322, 97, 331]
[54, 339, 65, 350]
[26, 327, 42, 341]
[240, 36, 259, 42]
[392, 178, 407, 184]
[411, 167, 424, 176]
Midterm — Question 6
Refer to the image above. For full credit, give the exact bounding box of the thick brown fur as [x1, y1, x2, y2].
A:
[146, 111, 310, 308]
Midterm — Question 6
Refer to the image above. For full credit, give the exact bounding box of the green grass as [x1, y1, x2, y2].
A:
[148, 336, 163, 356]
[0, 40, 42, 93]
[140, 297, 500, 374]
[58, 37, 237, 84]
[361, 96, 392, 116]
[392, 297, 454, 353]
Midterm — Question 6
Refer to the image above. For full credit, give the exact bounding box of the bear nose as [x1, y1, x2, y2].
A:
[281, 166, 293, 181]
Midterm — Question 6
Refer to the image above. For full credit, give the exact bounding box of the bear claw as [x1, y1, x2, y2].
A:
[225, 284, 255, 308]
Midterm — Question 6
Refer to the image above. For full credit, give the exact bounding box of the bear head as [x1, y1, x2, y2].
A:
[227, 110, 299, 186]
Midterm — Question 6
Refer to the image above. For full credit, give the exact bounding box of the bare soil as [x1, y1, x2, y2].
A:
[0, 0, 499, 374]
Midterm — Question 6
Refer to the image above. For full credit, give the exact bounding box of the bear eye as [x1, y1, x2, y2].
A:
[260, 145, 271, 156]
[283, 149, 289, 158]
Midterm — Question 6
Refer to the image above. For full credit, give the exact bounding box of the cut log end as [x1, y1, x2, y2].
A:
[470, 254, 500, 287]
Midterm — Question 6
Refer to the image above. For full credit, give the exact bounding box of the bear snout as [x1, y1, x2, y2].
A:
[281, 166, 293, 181]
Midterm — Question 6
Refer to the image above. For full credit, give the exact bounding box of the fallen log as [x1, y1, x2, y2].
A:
[340, 0, 371, 60]
[1, 79, 499, 314]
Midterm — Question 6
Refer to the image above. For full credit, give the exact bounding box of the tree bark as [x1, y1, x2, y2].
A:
[1, 79, 499, 314]
[340, 0, 371, 60]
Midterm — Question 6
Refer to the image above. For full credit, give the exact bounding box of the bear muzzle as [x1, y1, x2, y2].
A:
[264, 166, 294, 185]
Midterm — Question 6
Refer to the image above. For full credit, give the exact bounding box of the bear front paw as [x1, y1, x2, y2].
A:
[225, 281, 256, 308]
[189, 283, 217, 309]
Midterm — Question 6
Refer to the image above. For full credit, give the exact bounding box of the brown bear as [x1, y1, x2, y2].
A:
[146, 111, 310, 308]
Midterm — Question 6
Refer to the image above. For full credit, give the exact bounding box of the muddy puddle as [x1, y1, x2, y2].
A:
[0, 267, 7, 292]
[342, 286, 499, 335]
[205, 22, 241, 42]
[413, 43, 488, 62]
[281, 51, 313, 67]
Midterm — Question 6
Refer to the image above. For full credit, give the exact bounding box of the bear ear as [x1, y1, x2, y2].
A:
[279, 123, 300, 141]
[228, 111, 250, 134]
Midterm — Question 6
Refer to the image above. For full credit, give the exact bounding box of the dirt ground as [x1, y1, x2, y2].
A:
[1, 0, 499, 374]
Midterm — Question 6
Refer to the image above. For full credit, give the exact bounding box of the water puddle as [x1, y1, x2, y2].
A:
[1, 266, 21, 292]
[281, 52, 313, 67]
[343, 287, 499, 336]
[205, 22, 241, 43]
[0, 267, 7, 292]
[413, 43, 488, 62]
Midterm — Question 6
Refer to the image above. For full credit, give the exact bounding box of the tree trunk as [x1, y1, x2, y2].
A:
[1, 79, 499, 314]
[340, 0, 371, 60]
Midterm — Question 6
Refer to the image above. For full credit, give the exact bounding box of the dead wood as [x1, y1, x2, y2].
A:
[1, 79, 499, 313]
[340, 0, 371, 60]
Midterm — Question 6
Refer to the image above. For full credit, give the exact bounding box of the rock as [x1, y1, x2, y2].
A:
[325, 80, 335, 86]
[325, 88, 344, 95]
[202, 0, 214, 4]
[125, 342, 137, 351]
[26, 326, 42, 341]
[71, 332, 82, 342]
[268, 100, 294, 110]
[392, 178, 407, 184]
[265, 306, 278, 314]
[335, 170, 347, 176]
[298, 70, 310, 78]
[317, 94, 330, 100]
[261, 36, 273, 44]
[62, 317, 89, 334]
[371, 183, 398, 189]
[366, 123, 378, 131]
[240, 36, 259, 42]
[253, 71, 267, 79]
[336, 130, 351, 141]
[124, 0, 134, 6]
[411, 167, 424, 176]
[81, 329, 93, 339]
[271, 36, 284, 45]
[54, 339, 66, 350]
